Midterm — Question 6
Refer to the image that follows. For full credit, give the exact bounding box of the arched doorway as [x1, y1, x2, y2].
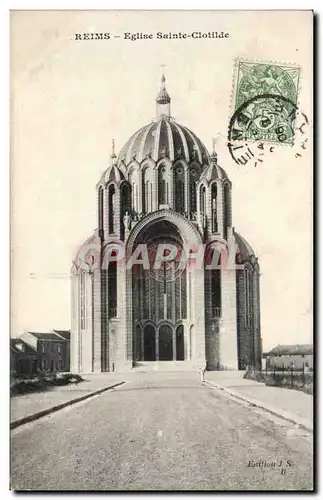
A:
[159, 324, 173, 361]
[128, 214, 204, 367]
[144, 325, 156, 361]
[135, 325, 142, 361]
[176, 325, 184, 361]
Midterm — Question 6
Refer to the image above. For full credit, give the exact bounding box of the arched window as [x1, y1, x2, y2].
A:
[158, 166, 168, 205]
[145, 181, 150, 213]
[174, 165, 185, 212]
[200, 185, 206, 214]
[98, 187, 104, 236]
[108, 261, 117, 317]
[142, 169, 152, 214]
[190, 181, 197, 214]
[142, 171, 146, 214]
[128, 166, 139, 213]
[121, 183, 130, 218]
[224, 183, 230, 240]
[132, 182, 137, 212]
[189, 166, 199, 215]
[211, 267, 221, 318]
[211, 183, 218, 232]
[108, 184, 115, 234]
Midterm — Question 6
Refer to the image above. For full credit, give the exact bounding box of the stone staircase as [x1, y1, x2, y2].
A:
[133, 361, 196, 372]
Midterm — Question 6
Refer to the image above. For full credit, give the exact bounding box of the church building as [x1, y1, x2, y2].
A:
[71, 75, 262, 373]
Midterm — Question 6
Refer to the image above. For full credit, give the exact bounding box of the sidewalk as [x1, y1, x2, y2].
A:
[205, 371, 313, 431]
[11, 374, 125, 428]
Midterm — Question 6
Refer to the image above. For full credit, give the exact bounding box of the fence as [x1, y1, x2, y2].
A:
[246, 363, 313, 394]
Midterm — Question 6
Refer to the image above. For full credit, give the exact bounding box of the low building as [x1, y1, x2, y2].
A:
[263, 344, 313, 371]
[10, 338, 38, 377]
[52, 330, 71, 371]
[18, 330, 71, 374]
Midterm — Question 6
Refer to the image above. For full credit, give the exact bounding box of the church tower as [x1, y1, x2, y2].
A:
[71, 75, 262, 373]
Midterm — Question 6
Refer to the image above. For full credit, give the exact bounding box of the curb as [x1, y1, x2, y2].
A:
[11, 381, 125, 430]
[204, 381, 313, 432]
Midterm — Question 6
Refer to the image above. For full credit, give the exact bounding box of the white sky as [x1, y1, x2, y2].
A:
[10, 10, 313, 350]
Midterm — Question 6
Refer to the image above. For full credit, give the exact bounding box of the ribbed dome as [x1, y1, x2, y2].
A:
[234, 231, 255, 261]
[200, 157, 229, 182]
[118, 118, 212, 166]
[99, 163, 125, 185]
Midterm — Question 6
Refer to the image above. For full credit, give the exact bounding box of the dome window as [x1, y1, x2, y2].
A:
[108, 184, 116, 234]
[211, 183, 218, 233]
[158, 165, 168, 206]
[200, 185, 206, 214]
[174, 165, 185, 213]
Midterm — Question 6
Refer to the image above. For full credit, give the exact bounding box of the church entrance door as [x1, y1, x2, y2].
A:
[176, 325, 185, 361]
[159, 324, 173, 361]
[144, 325, 156, 361]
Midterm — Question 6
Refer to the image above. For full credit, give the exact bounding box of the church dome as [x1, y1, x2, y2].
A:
[99, 163, 125, 186]
[200, 155, 229, 183]
[117, 74, 212, 167]
[118, 119, 212, 166]
[234, 231, 255, 261]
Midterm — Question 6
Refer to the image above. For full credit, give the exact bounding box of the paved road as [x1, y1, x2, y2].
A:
[11, 373, 313, 491]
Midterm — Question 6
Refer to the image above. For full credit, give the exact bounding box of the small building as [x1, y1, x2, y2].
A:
[18, 330, 71, 374]
[10, 338, 38, 377]
[52, 330, 71, 371]
[263, 344, 313, 371]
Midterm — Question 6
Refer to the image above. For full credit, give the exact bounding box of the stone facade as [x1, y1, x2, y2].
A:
[71, 76, 262, 373]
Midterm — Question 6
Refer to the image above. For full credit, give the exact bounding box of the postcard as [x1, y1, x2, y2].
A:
[10, 10, 313, 491]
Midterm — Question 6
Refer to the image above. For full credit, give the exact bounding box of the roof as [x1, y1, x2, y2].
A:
[117, 118, 212, 166]
[26, 331, 68, 342]
[265, 344, 313, 356]
[98, 164, 125, 186]
[72, 230, 100, 271]
[200, 159, 229, 183]
[234, 231, 255, 261]
[10, 338, 36, 354]
[53, 330, 70, 341]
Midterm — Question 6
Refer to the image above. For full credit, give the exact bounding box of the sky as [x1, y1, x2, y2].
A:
[10, 10, 313, 350]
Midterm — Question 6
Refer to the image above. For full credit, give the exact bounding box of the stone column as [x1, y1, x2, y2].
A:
[113, 260, 127, 371]
[173, 326, 177, 361]
[70, 268, 80, 372]
[185, 167, 189, 213]
[205, 184, 212, 239]
[103, 186, 109, 236]
[219, 262, 238, 370]
[191, 267, 205, 367]
[153, 167, 158, 211]
[138, 170, 143, 214]
[217, 181, 224, 240]
[169, 168, 174, 210]
[156, 327, 159, 361]
[253, 266, 261, 369]
[92, 266, 102, 372]
[81, 271, 93, 373]
[125, 267, 133, 370]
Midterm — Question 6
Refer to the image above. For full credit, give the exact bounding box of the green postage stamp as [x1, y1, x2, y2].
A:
[232, 61, 300, 144]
